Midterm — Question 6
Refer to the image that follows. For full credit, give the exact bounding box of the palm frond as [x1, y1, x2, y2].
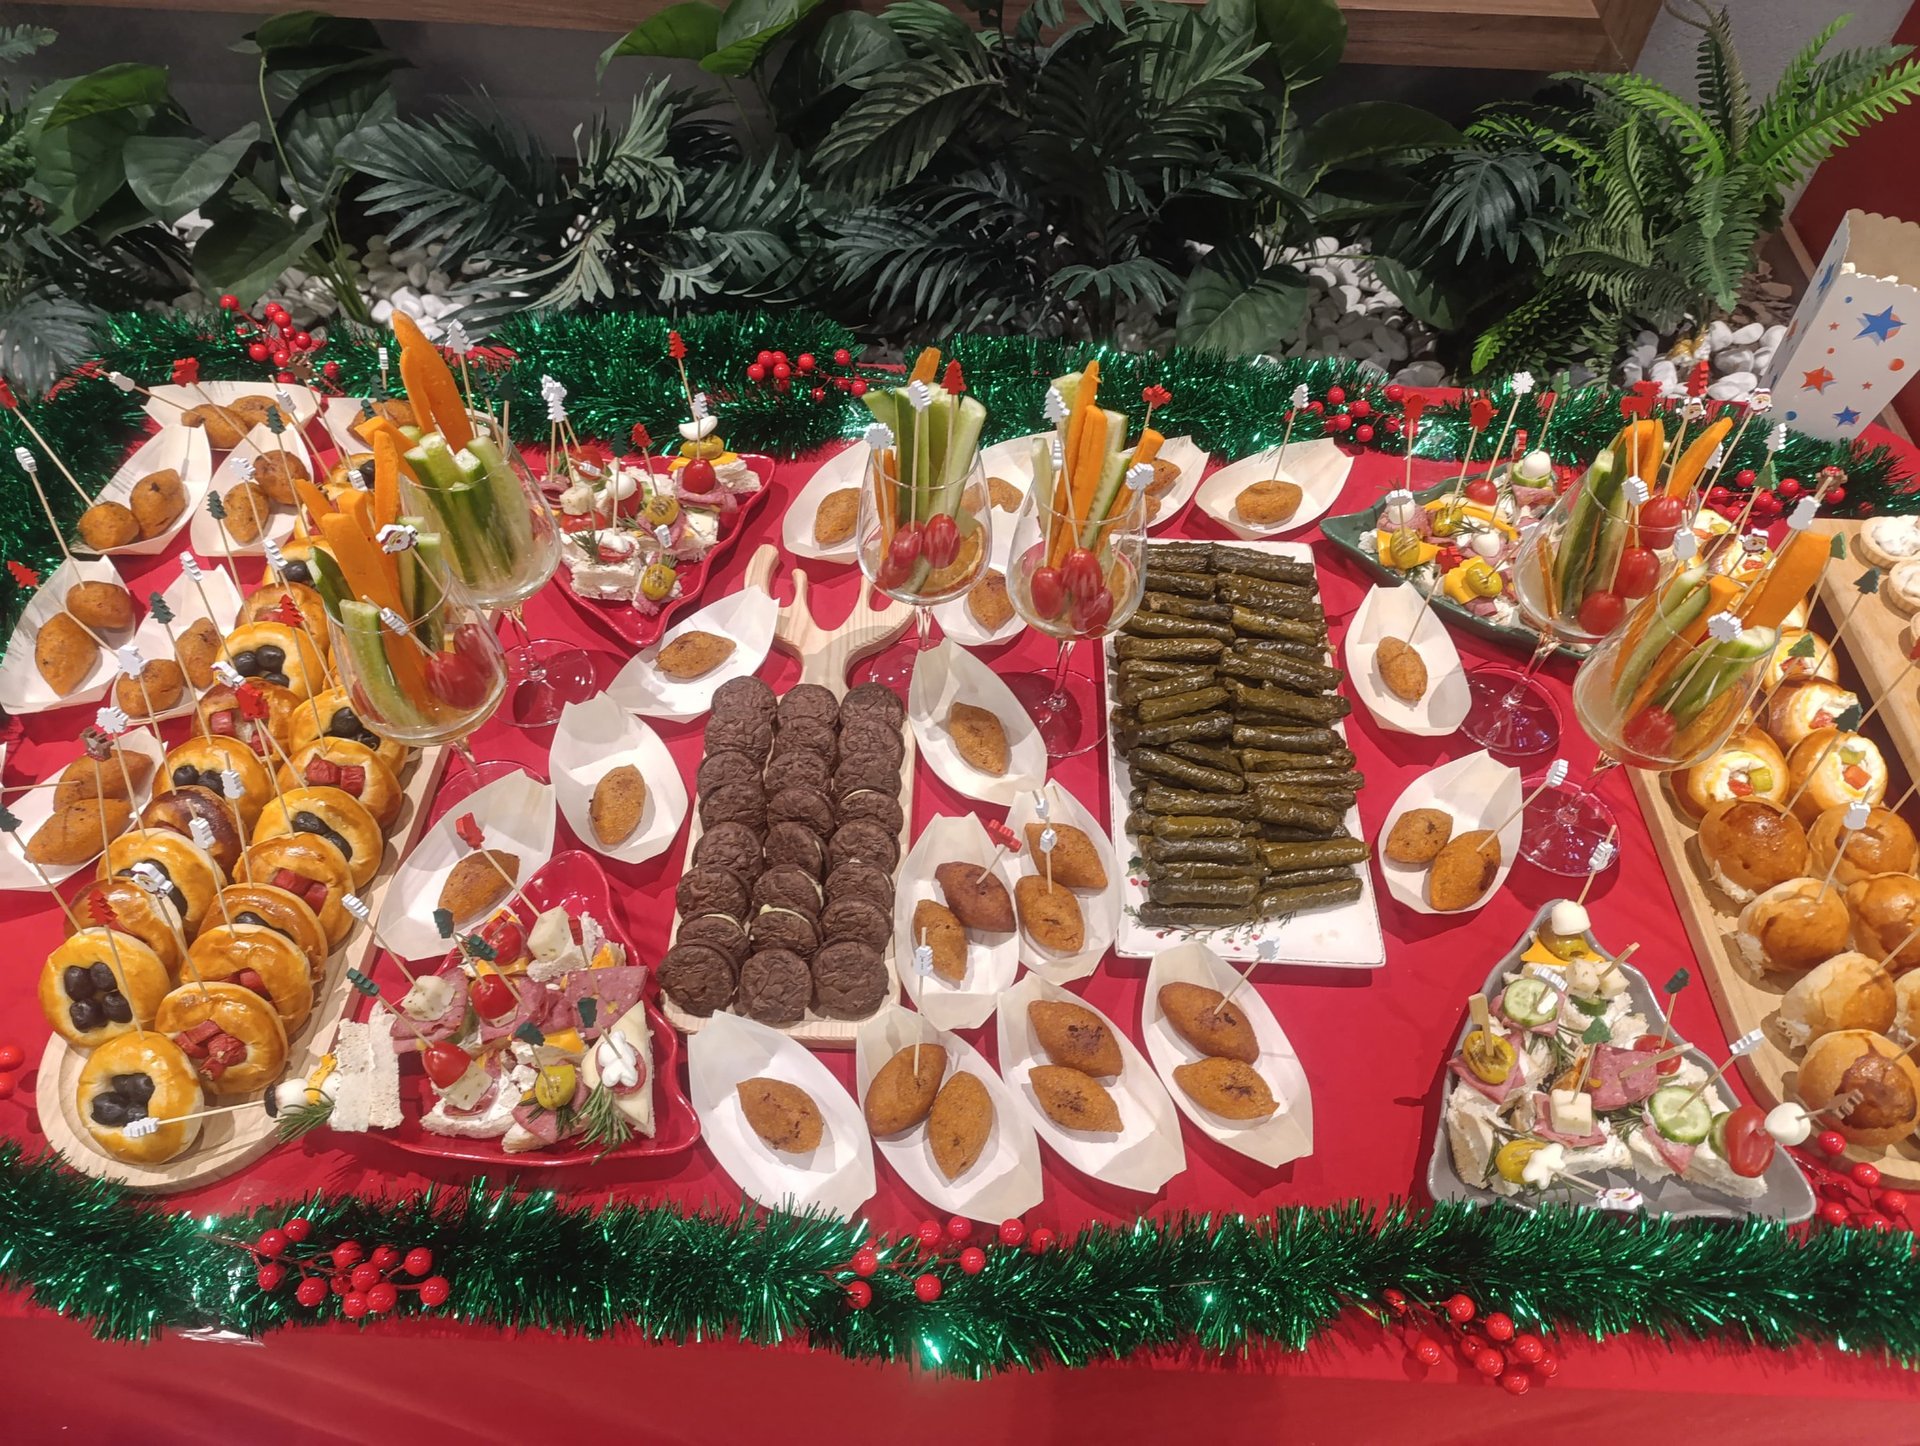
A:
[0, 286, 100, 397]
[1744, 52, 1920, 185]
[809, 55, 997, 199]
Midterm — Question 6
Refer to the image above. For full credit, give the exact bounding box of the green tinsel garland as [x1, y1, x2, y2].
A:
[2, 309, 1911, 642]
[1, 1146, 1916, 1374]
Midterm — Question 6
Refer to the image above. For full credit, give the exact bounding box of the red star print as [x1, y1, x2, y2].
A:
[1829, 321, 1840, 330]
[1863, 381, 1875, 391]
[1802, 367, 1836, 392]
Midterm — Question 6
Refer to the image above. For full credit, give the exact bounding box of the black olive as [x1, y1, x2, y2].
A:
[101, 991, 132, 1024]
[88, 961, 117, 993]
[91, 1094, 128, 1126]
[236, 910, 266, 928]
[255, 645, 286, 671]
[262, 672, 290, 688]
[113, 1072, 155, 1101]
[285, 560, 311, 584]
[291, 811, 352, 860]
[231, 649, 260, 676]
[171, 764, 198, 787]
[63, 964, 94, 998]
[327, 708, 364, 740]
[198, 768, 226, 793]
[69, 998, 102, 1031]
[121, 1099, 148, 1122]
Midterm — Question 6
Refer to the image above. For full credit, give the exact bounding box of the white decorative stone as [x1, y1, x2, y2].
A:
[1715, 346, 1755, 374]
[1729, 321, 1764, 345]
[1649, 358, 1679, 384]
[1706, 372, 1758, 401]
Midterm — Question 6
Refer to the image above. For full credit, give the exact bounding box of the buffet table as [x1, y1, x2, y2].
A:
[3, 411, 1918, 1436]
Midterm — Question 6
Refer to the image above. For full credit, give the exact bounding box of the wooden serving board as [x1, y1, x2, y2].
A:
[1628, 767, 1920, 1188]
[37, 744, 452, 1193]
[660, 544, 912, 1048]
[1815, 518, 1920, 784]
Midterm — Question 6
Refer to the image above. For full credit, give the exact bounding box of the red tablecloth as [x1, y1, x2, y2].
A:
[4, 426, 1918, 1439]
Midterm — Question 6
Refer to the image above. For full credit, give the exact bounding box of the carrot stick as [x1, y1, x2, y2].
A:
[1634, 419, 1666, 484]
[1130, 428, 1163, 466]
[371, 431, 402, 530]
[389, 311, 435, 356]
[292, 471, 336, 527]
[1624, 574, 1739, 717]
[398, 345, 472, 452]
[1737, 529, 1831, 629]
[357, 417, 420, 482]
[1667, 416, 1732, 499]
[1070, 410, 1107, 531]
[907, 348, 942, 385]
[319, 509, 399, 614]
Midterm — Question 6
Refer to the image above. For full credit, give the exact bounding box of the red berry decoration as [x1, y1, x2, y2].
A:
[403, 1248, 433, 1277]
[946, 1216, 973, 1241]
[797, 353, 816, 374]
[1028, 1227, 1056, 1253]
[810, 387, 827, 403]
[418, 1276, 451, 1309]
[1385, 383, 1406, 402]
[256, 1264, 286, 1291]
[275, 370, 294, 384]
[1383, 417, 1402, 435]
[1326, 386, 1346, 405]
[1534, 1353, 1559, 1378]
[370, 1245, 400, 1271]
[1501, 1371, 1531, 1396]
[774, 377, 791, 394]
[0, 1044, 23, 1070]
[219, 294, 240, 311]
[1879, 1190, 1909, 1214]
[772, 351, 788, 364]
[1445, 1294, 1477, 1324]
[833, 348, 852, 367]
[1735, 468, 1756, 487]
[342, 1293, 369, 1321]
[0, 1076, 14, 1100]
[913, 1273, 942, 1303]
[321, 362, 341, 382]
[1327, 413, 1353, 434]
[756, 350, 774, 368]
[845, 1281, 873, 1310]
[295, 1276, 328, 1308]
[1818, 1200, 1850, 1226]
[1412, 1338, 1443, 1366]
[332, 1241, 365, 1271]
[1483, 1312, 1514, 1342]
[1818, 1130, 1847, 1155]
[330, 1273, 352, 1297]
[1509, 1333, 1544, 1363]
[350, 1262, 382, 1294]
[247, 341, 270, 363]
[773, 362, 792, 381]
[1382, 1288, 1407, 1315]
[851, 1247, 879, 1278]
[1458, 1334, 1488, 1361]
[291, 331, 313, 352]
[746, 363, 766, 383]
[1852, 1162, 1882, 1189]
[1828, 486, 1847, 505]
[998, 1219, 1027, 1247]
[255, 1229, 288, 1259]
[1475, 1349, 1506, 1377]
[916, 1219, 943, 1250]
[959, 1248, 986, 1275]
[1354, 424, 1375, 444]
[1862, 1213, 1892, 1231]
[850, 379, 868, 398]
[1307, 399, 1324, 414]
[365, 1282, 398, 1315]
[1349, 398, 1372, 419]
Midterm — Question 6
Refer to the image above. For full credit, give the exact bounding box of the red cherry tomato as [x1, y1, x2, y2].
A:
[422, 1042, 471, 1090]
[1576, 588, 1625, 636]
[1463, 477, 1498, 506]
[1070, 587, 1114, 635]
[1720, 1104, 1776, 1178]
[887, 524, 922, 568]
[1028, 565, 1066, 619]
[425, 650, 491, 710]
[469, 972, 516, 1022]
[481, 912, 527, 965]
[1632, 1034, 1682, 1077]
[1061, 548, 1102, 601]
[1614, 546, 1660, 598]
[923, 513, 960, 570]
[679, 458, 718, 493]
[1622, 705, 1678, 759]
[1637, 495, 1685, 550]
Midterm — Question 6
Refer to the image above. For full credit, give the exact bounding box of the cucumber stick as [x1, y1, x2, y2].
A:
[1552, 445, 1622, 607]
[337, 599, 417, 728]
[1079, 444, 1132, 549]
[1666, 626, 1775, 724]
[1611, 564, 1710, 710]
[936, 396, 986, 514]
[466, 437, 535, 562]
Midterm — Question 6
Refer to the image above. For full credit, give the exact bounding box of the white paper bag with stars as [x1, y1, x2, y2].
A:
[1765, 209, 1920, 441]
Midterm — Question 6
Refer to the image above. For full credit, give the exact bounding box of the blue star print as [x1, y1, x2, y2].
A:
[1857, 306, 1904, 342]
[1834, 406, 1862, 427]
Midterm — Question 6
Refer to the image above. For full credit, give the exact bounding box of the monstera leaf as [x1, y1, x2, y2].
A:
[1175, 238, 1310, 355]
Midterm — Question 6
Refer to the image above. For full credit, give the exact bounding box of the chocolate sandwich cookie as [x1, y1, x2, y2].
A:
[811, 940, 888, 1020]
[704, 716, 774, 759]
[737, 947, 811, 1025]
[713, 675, 777, 722]
[658, 942, 735, 1017]
[751, 863, 824, 919]
[825, 860, 894, 913]
[751, 905, 819, 956]
[771, 720, 838, 765]
[829, 818, 899, 873]
[697, 749, 765, 796]
[699, 781, 767, 832]
[767, 786, 835, 836]
[692, 820, 764, 881]
[836, 720, 905, 762]
[676, 912, 750, 968]
[820, 894, 891, 951]
[777, 683, 840, 727]
[763, 821, 826, 877]
[675, 865, 751, 922]
[832, 752, 902, 801]
[765, 749, 832, 797]
[840, 682, 905, 726]
[837, 788, 904, 835]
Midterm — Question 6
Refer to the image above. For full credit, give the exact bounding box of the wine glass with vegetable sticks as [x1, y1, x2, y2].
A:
[853, 349, 992, 693]
[382, 313, 591, 729]
[1003, 361, 1155, 757]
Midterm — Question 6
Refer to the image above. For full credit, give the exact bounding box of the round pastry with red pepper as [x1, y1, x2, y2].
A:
[209, 882, 329, 979]
[196, 678, 300, 758]
[1784, 728, 1887, 825]
[76, 1030, 204, 1165]
[154, 979, 289, 1095]
[1673, 725, 1787, 820]
[237, 581, 330, 651]
[252, 786, 384, 889]
[288, 685, 410, 775]
[187, 923, 316, 1033]
[38, 928, 172, 1048]
[68, 878, 183, 976]
[278, 737, 402, 832]
[161, 734, 275, 831]
[239, 835, 354, 947]
[140, 785, 246, 876]
[98, 828, 224, 937]
[218, 620, 325, 698]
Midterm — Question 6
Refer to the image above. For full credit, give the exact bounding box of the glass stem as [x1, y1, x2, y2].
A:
[1043, 639, 1076, 713]
[510, 605, 547, 684]
[913, 604, 933, 654]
